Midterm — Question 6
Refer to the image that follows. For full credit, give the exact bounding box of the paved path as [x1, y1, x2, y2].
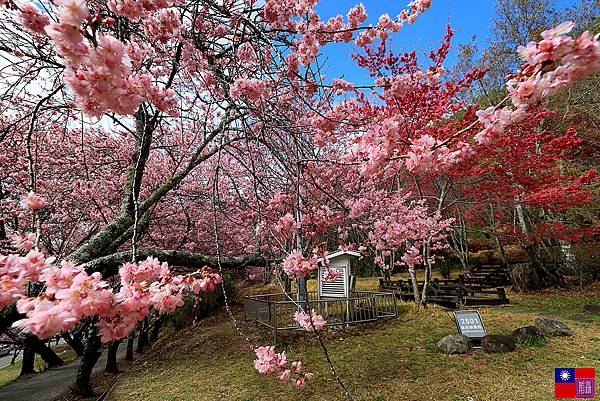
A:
[0, 352, 20, 369]
[0, 342, 130, 401]
[0, 339, 65, 369]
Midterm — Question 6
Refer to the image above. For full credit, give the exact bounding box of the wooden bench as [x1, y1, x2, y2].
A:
[379, 278, 509, 308]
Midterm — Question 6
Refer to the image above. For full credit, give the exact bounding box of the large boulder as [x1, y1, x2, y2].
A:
[482, 335, 516, 353]
[437, 334, 472, 354]
[509, 263, 543, 292]
[535, 318, 574, 337]
[511, 326, 545, 344]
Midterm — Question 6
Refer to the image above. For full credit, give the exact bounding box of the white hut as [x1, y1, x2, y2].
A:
[317, 250, 361, 298]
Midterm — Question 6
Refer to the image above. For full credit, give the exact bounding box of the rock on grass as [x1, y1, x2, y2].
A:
[511, 326, 544, 344]
[437, 334, 472, 354]
[535, 318, 574, 337]
[482, 335, 515, 353]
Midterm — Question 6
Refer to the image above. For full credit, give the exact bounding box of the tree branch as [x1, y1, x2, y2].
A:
[84, 249, 268, 277]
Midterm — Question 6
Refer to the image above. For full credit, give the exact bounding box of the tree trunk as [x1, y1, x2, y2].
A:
[420, 243, 432, 308]
[408, 266, 421, 305]
[104, 340, 121, 374]
[136, 318, 149, 353]
[489, 203, 511, 275]
[382, 270, 391, 281]
[149, 317, 161, 343]
[297, 277, 307, 304]
[73, 327, 102, 397]
[283, 273, 291, 293]
[514, 203, 564, 290]
[125, 331, 135, 361]
[20, 336, 36, 376]
[30, 337, 63, 368]
[63, 331, 84, 357]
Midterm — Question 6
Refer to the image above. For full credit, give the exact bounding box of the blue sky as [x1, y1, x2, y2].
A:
[314, 0, 578, 85]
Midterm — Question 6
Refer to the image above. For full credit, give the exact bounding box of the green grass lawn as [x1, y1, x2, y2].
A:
[109, 279, 600, 401]
[0, 344, 78, 387]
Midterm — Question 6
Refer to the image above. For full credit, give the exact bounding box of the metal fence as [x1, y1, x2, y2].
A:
[244, 291, 397, 340]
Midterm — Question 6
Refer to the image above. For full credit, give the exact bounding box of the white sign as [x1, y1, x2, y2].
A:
[453, 310, 486, 339]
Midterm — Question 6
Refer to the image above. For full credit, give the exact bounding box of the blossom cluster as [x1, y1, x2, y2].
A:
[293, 309, 326, 332]
[282, 251, 318, 279]
[274, 213, 296, 234]
[473, 106, 528, 145]
[509, 22, 600, 107]
[476, 22, 600, 145]
[354, 0, 431, 47]
[229, 78, 270, 102]
[261, 0, 431, 68]
[20, 192, 47, 210]
[33, 0, 174, 116]
[254, 346, 313, 388]
[405, 135, 472, 172]
[321, 266, 343, 282]
[0, 251, 221, 342]
[11, 233, 37, 252]
[0, 251, 52, 310]
[108, 0, 177, 20]
[17, 4, 50, 35]
[400, 245, 421, 268]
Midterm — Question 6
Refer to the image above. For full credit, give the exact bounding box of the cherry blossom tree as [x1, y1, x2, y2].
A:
[1, 0, 599, 398]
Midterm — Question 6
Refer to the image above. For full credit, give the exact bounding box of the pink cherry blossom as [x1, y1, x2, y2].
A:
[229, 78, 270, 101]
[332, 78, 355, 93]
[508, 22, 600, 108]
[322, 266, 343, 282]
[20, 192, 47, 210]
[0, 248, 220, 342]
[11, 233, 36, 252]
[107, 0, 177, 19]
[275, 213, 296, 234]
[55, 0, 90, 26]
[282, 251, 318, 279]
[253, 346, 313, 387]
[401, 245, 421, 268]
[294, 309, 326, 332]
[17, 4, 50, 34]
[13, 298, 79, 339]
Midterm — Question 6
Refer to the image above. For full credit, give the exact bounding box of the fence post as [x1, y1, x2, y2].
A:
[273, 301, 277, 345]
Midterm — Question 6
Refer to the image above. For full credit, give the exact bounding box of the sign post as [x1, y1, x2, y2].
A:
[453, 310, 486, 347]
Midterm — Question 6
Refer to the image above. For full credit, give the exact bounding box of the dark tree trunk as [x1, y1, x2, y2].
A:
[512, 244, 565, 291]
[20, 334, 64, 376]
[125, 331, 135, 361]
[73, 327, 102, 397]
[104, 340, 121, 374]
[283, 273, 291, 293]
[30, 337, 63, 368]
[149, 317, 161, 343]
[0, 219, 6, 241]
[136, 318, 149, 353]
[20, 336, 36, 376]
[63, 331, 84, 357]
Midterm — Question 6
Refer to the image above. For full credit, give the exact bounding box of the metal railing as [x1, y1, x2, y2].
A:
[244, 291, 397, 339]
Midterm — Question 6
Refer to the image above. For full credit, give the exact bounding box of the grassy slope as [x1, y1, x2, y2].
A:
[110, 280, 600, 401]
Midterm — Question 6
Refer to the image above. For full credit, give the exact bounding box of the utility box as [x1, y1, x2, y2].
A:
[317, 250, 361, 298]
